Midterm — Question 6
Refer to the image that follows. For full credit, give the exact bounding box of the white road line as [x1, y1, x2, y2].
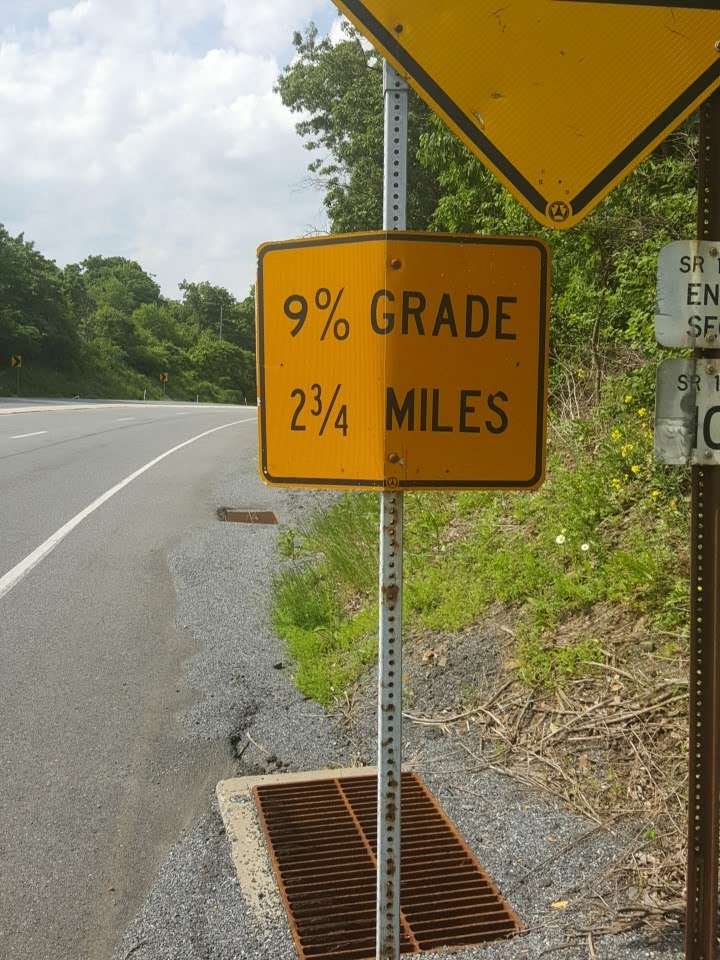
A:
[10, 431, 48, 440]
[116, 417, 136, 422]
[0, 417, 256, 601]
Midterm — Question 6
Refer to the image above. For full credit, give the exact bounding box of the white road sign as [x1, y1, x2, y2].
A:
[656, 240, 720, 348]
[656, 358, 720, 466]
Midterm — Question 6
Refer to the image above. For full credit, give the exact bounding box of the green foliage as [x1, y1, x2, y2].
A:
[272, 558, 378, 704]
[515, 636, 603, 689]
[271, 496, 381, 704]
[0, 229, 256, 401]
[0, 226, 79, 366]
[276, 22, 441, 231]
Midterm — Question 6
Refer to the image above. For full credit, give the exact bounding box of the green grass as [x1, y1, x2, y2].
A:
[272, 375, 690, 704]
[0, 360, 245, 404]
[0, 363, 164, 401]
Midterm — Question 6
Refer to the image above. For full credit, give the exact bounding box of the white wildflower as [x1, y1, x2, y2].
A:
[581, 543, 590, 552]
[555, 534, 566, 545]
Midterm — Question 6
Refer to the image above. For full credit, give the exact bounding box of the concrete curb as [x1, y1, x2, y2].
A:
[0, 401, 255, 415]
[216, 766, 375, 920]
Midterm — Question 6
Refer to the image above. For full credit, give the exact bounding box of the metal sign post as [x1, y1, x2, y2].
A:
[377, 60, 408, 960]
[686, 88, 720, 960]
[653, 89, 720, 960]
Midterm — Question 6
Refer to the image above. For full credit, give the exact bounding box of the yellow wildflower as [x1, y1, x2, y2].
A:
[611, 428, 621, 442]
[611, 477, 622, 490]
[624, 394, 633, 403]
[651, 490, 660, 499]
[637, 407, 647, 418]
[620, 443, 635, 458]
[631, 464, 641, 475]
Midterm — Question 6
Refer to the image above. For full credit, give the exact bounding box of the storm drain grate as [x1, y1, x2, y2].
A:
[217, 508, 277, 524]
[253, 771, 521, 960]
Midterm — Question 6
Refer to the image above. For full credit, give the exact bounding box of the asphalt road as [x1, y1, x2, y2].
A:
[0, 400, 257, 960]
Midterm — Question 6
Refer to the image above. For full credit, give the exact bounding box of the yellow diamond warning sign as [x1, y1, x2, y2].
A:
[331, 0, 720, 229]
[257, 232, 550, 491]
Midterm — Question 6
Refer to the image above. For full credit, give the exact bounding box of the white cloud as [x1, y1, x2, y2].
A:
[0, 0, 337, 297]
[328, 14, 372, 49]
[222, 0, 324, 54]
[328, 16, 346, 45]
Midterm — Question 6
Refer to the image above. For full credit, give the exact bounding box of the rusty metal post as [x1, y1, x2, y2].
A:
[377, 60, 408, 960]
[686, 89, 720, 960]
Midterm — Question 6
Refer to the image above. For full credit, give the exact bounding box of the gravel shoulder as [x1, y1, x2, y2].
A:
[113, 468, 685, 960]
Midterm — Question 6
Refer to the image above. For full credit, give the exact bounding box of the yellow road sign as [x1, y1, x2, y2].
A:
[10, 355, 22, 368]
[257, 232, 550, 490]
[332, 0, 720, 229]
[159, 372, 168, 382]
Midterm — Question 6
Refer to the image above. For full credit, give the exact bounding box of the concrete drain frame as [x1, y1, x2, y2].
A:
[253, 770, 521, 960]
[217, 507, 277, 524]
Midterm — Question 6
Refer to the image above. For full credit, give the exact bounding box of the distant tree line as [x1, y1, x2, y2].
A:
[0, 226, 256, 403]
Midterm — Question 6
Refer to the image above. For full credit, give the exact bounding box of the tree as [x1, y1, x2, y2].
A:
[229, 290, 255, 353]
[188, 330, 255, 401]
[81, 256, 161, 311]
[0, 225, 78, 366]
[276, 22, 441, 231]
[0, 224, 257, 402]
[178, 280, 234, 335]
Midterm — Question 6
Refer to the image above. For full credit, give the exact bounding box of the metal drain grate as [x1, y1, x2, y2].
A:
[253, 771, 521, 959]
[217, 508, 277, 524]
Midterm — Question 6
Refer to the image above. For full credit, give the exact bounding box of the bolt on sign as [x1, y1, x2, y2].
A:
[256, 232, 550, 490]
[331, 0, 720, 229]
[655, 359, 720, 466]
[656, 240, 720, 348]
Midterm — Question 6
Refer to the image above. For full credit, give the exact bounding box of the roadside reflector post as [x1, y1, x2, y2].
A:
[377, 60, 408, 960]
[686, 88, 720, 960]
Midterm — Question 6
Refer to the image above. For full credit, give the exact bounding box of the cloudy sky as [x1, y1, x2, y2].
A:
[0, 0, 341, 298]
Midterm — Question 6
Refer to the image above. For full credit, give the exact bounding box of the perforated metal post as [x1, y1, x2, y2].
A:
[686, 89, 720, 960]
[377, 61, 408, 960]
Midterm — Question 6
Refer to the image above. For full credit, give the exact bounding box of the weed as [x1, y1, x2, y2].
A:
[515, 634, 603, 687]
